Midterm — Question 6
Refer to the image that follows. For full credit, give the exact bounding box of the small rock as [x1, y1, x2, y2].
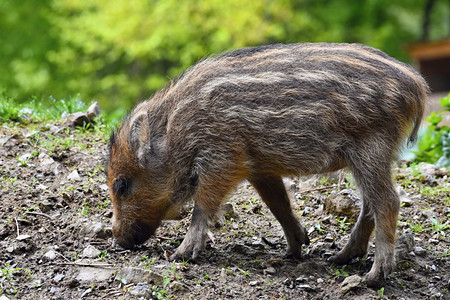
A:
[129, 282, 152, 298]
[340, 275, 362, 294]
[418, 163, 436, 175]
[43, 250, 57, 261]
[298, 284, 315, 292]
[75, 262, 114, 282]
[82, 245, 101, 258]
[414, 246, 427, 257]
[115, 267, 163, 285]
[0, 295, 10, 300]
[65, 112, 90, 128]
[324, 234, 334, 242]
[429, 238, 439, 244]
[324, 189, 361, 220]
[49, 125, 63, 133]
[39, 200, 53, 213]
[169, 281, 189, 292]
[67, 170, 81, 181]
[80, 222, 110, 239]
[16, 234, 31, 241]
[86, 102, 101, 121]
[251, 239, 265, 250]
[395, 230, 415, 261]
[37, 184, 48, 190]
[99, 184, 109, 191]
[249, 280, 259, 286]
[317, 278, 324, 284]
[53, 274, 64, 283]
[263, 267, 276, 275]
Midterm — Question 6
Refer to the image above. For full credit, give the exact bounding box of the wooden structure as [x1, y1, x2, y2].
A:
[409, 39, 450, 93]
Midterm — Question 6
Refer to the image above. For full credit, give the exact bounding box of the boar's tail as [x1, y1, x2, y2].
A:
[407, 79, 430, 147]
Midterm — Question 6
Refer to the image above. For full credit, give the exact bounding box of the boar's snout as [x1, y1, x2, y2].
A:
[112, 219, 155, 249]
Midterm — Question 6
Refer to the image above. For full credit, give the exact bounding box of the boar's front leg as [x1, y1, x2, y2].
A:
[169, 171, 237, 261]
[169, 203, 212, 261]
[249, 174, 310, 258]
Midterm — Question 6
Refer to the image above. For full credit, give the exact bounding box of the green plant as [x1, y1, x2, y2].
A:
[333, 265, 349, 277]
[377, 287, 385, 298]
[414, 93, 450, 168]
[429, 218, 449, 237]
[336, 216, 351, 233]
[408, 220, 427, 233]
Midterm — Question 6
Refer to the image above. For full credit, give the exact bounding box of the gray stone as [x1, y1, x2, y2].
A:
[414, 246, 427, 257]
[86, 102, 101, 121]
[324, 189, 361, 220]
[129, 282, 152, 298]
[16, 234, 31, 241]
[53, 273, 64, 283]
[0, 295, 10, 300]
[43, 250, 57, 261]
[67, 170, 81, 181]
[395, 230, 415, 261]
[66, 112, 90, 128]
[80, 222, 110, 239]
[82, 245, 101, 258]
[115, 267, 163, 285]
[340, 275, 362, 294]
[75, 262, 114, 282]
[263, 267, 276, 275]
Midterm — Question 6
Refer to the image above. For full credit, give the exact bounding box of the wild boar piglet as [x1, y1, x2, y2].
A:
[107, 42, 429, 287]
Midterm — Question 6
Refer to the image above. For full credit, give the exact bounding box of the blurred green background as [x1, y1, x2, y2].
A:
[1, 0, 449, 115]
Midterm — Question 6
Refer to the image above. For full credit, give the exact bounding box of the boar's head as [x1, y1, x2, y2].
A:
[106, 114, 180, 249]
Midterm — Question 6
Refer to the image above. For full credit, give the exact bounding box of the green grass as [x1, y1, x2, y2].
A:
[0, 91, 121, 133]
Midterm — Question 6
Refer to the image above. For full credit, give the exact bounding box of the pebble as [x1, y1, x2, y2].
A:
[0, 295, 10, 300]
[340, 274, 361, 294]
[317, 278, 324, 284]
[82, 245, 101, 258]
[263, 267, 276, 275]
[75, 262, 115, 282]
[249, 280, 259, 286]
[16, 234, 31, 241]
[323, 189, 361, 219]
[86, 102, 101, 121]
[129, 282, 152, 298]
[414, 246, 427, 257]
[429, 238, 439, 244]
[298, 284, 315, 292]
[324, 234, 334, 242]
[115, 267, 163, 285]
[43, 250, 57, 261]
[67, 170, 82, 181]
[53, 274, 65, 283]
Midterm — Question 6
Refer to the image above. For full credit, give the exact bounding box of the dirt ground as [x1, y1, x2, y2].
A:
[0, 121, 449, 300]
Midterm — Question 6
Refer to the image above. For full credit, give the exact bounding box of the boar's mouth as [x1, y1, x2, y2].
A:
[114, 220, 156, 249]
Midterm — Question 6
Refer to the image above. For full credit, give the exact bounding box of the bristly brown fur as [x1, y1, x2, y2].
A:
[107, 42, 429, 287]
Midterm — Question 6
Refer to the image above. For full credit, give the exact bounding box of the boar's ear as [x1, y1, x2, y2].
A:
[128, 114, 166, 167]
[137, 135, 166, 168]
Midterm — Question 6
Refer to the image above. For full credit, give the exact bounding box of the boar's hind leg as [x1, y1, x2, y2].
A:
[249, 174, 310, 258]
[332, 154, 400, 287]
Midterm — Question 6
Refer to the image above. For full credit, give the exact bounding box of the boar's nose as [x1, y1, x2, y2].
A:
[133, 220, 154, 245]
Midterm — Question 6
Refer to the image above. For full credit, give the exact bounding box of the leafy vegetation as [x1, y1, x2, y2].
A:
[414, 93, 450, 168]
[1, 1, 449, 113]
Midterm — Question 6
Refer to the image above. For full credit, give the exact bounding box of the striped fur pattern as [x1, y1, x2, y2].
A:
[107, 43, 429, 287]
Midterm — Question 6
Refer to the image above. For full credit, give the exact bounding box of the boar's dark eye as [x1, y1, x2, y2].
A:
[113, 177, 131, 198]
